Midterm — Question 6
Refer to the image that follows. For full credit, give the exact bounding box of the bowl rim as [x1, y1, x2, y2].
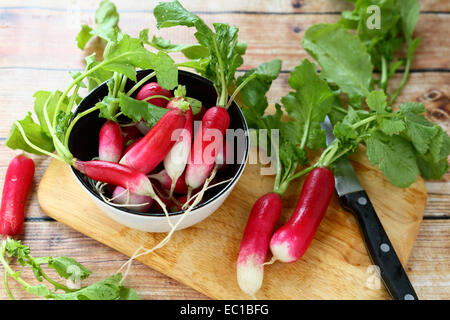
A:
[70, 69, 249, 217]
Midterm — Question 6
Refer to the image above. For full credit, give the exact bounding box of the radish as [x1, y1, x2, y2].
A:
[270, 167, 335, 263]
[111, 186, 153, 212]
[170, 195, 188, 212]
[123, 137, 142, 155]
[185, 107, 230, 190]
[135, 82, 173, 107]
[135, 82, 173, 135]
[163, 107, 193, 196]
[73, 160, 157, 197]
[216, 139, 232, 171]
[0, 155, 35, 237]
[149, 169, 188, 194]
[121, 125, 141, 145]
[193, 105, 206, 121]
[99, 120, 123, 162]
[237, 193, 282, 297]
[119, 108, 186, 174]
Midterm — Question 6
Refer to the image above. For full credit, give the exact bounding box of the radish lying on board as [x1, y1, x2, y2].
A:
[237, 193, 282, 297]
[270, 168, 335, 263]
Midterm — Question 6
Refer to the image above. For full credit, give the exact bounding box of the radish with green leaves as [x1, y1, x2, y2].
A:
[99, 120, 123, 162]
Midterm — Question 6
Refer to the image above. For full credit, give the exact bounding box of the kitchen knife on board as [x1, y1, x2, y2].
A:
[321, 116, 418, 300]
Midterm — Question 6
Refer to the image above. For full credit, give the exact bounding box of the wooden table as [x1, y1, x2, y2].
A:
[0, 0, 448, 300]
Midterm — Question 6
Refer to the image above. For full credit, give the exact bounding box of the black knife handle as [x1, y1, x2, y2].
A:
[339, 190, 418, 300]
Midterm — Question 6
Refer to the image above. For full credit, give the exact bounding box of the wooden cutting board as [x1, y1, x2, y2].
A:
[37, 148, 426, 300]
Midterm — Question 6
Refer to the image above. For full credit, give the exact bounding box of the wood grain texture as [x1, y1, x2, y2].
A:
[0, 0, 448, 300]
[0, 219, 447, 300]
[36, 146, 426, 300]
[0, 0, 448, 13]
[0, 8, 449, 71]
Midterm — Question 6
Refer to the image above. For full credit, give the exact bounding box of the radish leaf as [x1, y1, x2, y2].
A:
[302, 23, 373, 101]
[119, 93, 168, 126]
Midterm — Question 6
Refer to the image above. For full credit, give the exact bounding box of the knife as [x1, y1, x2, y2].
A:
[321, 116, 418, 300]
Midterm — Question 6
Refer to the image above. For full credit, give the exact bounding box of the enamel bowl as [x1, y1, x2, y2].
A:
[68, 70, 249, 232]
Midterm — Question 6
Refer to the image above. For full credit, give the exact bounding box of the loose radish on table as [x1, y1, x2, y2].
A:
[119, 108, 186, 174]
[185, 106, 230, 191]
[149, 169, 188, 194]
[0, 155, 35, 237]
[112, 186, 153, 212]
[237, 193, 282, 297]
[99, 120, 123, 162]
[163, 107, 193, 197]
[270, 167, 335, 263]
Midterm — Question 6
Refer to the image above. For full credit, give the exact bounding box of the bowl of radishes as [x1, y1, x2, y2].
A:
[68, 69, 249, 232]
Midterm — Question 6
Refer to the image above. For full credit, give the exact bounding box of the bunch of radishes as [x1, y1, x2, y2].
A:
[92, 81, 230, 215]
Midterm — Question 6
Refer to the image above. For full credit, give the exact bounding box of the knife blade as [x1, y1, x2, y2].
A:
[321, 116, 418, 300]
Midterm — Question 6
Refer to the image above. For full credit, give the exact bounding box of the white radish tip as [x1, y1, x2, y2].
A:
[237, 255, 264, 297]
[270, 241, 296, 263]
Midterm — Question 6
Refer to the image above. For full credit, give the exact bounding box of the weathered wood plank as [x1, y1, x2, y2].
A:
[0, 220, 447, 300]
[406, 220, 450, 300]
[0, 9, 448, 71]
[0, 0, 448, 13]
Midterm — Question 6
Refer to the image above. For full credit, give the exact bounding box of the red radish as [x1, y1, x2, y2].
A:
[194, 105, 206, 121]
[163, 108, 193, 196]
[151, 184, 173, 212]
[73, 160, 156, 197]
[121, 125, 141, 145]
[185, 107, 230, 190]
[119, 108, 186, 174]
[0, 155, 35, 237]
[123, 137, 142, 155]
[170, 195, 187, 212]
[216, 138, 232, 171]
[270, 167, 335, 263]
[135, 82, 174, 135]
[112, 186, 153, 212]
[136, 82, 172, 107]
[99, 120, 123, 163]
[149, 169, 188, 194]
[237, 193, 282, 297]
[136, 121, 151, 136]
